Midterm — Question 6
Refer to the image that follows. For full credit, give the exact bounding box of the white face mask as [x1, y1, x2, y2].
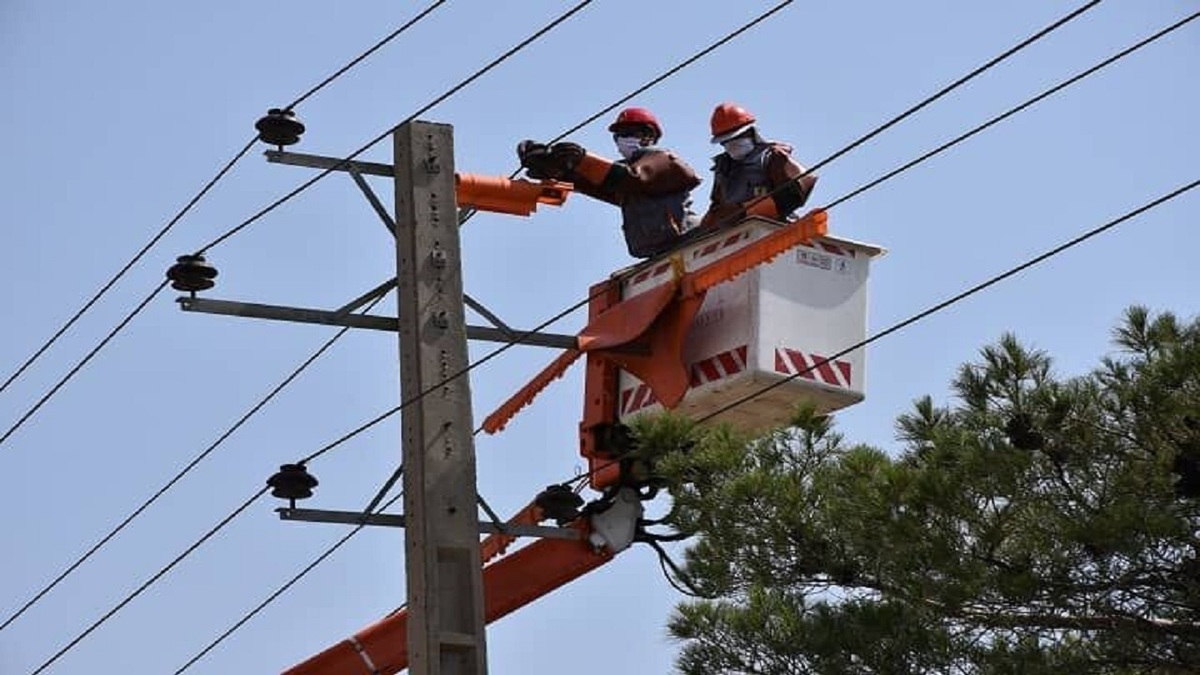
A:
[722, 137, 756, 160]
[616, 136, 644, 160]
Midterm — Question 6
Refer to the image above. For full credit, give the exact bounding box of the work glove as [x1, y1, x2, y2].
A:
[549, 142, 586, 175]
[517, 139, 562, 180]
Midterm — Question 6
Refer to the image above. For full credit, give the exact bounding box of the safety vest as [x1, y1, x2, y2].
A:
[713, 142, 775, 206]
[618, 147, 700, 258]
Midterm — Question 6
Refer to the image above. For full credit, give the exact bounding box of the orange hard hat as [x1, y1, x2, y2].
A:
[608, 107, 663, 139]
[710, 102, 756, 143]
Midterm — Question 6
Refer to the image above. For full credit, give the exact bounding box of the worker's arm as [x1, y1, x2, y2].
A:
[554, 143, 700, 202]
[752, 146, 817, 219]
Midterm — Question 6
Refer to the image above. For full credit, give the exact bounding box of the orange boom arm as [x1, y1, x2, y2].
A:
[282, 490, 642, 675]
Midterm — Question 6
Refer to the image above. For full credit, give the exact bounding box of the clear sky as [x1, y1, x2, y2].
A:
[1, 1, 1197, 673]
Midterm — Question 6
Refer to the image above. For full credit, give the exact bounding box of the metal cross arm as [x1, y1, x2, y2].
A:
[266, 149, 572, 217]
[175, 296, 578, 350]
[276, 507, 583, 541]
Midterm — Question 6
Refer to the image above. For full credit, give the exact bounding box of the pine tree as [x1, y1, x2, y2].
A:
[641, 307, 1200, 674]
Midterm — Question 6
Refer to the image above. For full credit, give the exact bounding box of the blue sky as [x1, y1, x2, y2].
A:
[1, 1, 1197, 673]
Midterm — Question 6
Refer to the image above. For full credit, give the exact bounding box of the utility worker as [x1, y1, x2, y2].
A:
[517, 107, 702, 258]
[700, 102, 818, 231]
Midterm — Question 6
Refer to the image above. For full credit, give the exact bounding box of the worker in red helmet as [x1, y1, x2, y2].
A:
[517, 107, 701, 258]
[699, 102, 818, 231]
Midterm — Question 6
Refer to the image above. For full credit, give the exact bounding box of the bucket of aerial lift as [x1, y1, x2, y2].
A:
[614, 217, 886, 431]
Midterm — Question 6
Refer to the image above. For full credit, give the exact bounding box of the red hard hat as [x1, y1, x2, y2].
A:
[608, 107, 663, 139]
[710, 102, 756, 143]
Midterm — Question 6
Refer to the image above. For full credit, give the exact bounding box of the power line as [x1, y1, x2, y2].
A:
[825, 8, 1199, 210]
[0, 295, 386, 632]
[395, 0, 1111, 450]
[0, 0, 593, 451]
[726, 8, 1200, 230]
[547, 0, 797, 145]
[284, 0, 448, 111]
[299, 291, 597, 465]
[476, 0, 1169, 447]
[800, 0, 1102, 179]
[697, 177, 1199, 425]
[0, 2, 448, 402]
[0, 141, 253, 399]
[197, 0, 595, 254]
[173, 479, 406, 674]
[0, 280, 168, 448]
[29, 488, 268, 675]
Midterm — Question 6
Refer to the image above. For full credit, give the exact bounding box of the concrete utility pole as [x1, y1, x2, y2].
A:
[394, 121, 488, 675]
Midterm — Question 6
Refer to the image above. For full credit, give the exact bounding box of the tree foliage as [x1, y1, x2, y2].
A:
[642, 307, 1200, 674]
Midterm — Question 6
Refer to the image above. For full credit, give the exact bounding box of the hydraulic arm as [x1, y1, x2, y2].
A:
[282, 489, 644, 675]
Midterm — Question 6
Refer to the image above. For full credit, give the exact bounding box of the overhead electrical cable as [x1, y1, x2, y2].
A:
[106, 7, 1200, 672]
[0, 295, 386, 632]
[785, 0, 1102, 181]
[283, 0, 448, 111]
[0, 143, 248, 400]
[197, 0, 595, 254]
[0, 281, 167, 448]
[728, 8, 1200, 229]
[28, 489, 268, 675]
[172, 480, 406, 674]
[0, 0, 448, 400]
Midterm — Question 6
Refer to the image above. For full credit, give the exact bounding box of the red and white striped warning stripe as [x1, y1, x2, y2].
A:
[774, 348, 852, 388]
[628, 261, 673, 285]
[620, 382, 659, 415]
[620, 345, 749, 415]
[692, 231, 751, 261]
[690, 345, 748, 386]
